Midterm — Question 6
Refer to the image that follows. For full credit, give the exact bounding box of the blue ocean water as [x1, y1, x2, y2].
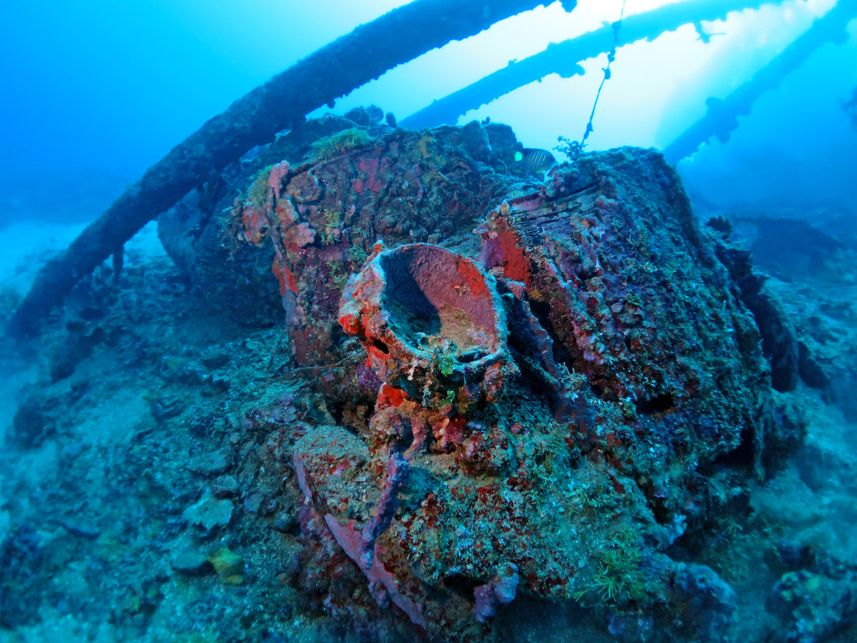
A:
[1, 1, 856, 641]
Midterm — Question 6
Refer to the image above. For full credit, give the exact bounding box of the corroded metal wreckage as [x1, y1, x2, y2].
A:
[159, 118, 801, 640]
[339, 242, 512, 411]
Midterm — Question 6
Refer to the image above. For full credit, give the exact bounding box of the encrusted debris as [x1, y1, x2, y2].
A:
[5, 115, 853, 642]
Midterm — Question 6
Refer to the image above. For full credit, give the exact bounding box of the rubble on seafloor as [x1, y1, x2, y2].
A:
[2, 109, 857, 642]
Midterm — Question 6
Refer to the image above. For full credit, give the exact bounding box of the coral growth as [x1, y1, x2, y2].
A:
[267, 137, 795, 638]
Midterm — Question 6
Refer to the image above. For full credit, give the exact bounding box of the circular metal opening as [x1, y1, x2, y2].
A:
[380, 244, 499, 361]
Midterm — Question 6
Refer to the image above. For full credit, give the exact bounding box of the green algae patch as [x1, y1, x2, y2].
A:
[208, 547, 244, 585]
[309, 128, 374, 161]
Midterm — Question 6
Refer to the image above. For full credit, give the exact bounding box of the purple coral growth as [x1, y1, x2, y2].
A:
[360, 450, 409, 567]
[324, 514, 427, 629]
[474, 563, 519, 622]
[322, 450, 426, 627]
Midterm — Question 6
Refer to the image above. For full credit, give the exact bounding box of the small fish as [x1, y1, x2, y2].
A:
[515, 147, 556, 176]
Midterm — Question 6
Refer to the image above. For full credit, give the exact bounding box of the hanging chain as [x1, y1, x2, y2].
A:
[580, 0, 627, 146]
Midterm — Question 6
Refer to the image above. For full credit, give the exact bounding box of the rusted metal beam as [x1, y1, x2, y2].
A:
[8, 0, 559, 337]
[402, 0, 777, 130]
[664, 0, 857, 163]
